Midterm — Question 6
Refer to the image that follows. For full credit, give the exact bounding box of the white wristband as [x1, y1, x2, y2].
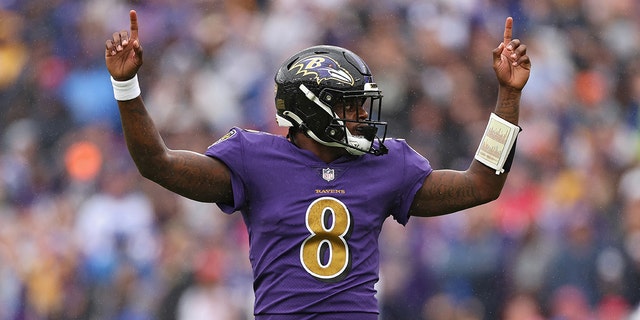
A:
[111, 75, 141, 101]
[474, 113, 521, 175]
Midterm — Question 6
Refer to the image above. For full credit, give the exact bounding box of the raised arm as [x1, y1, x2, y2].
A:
[105, 10, 233, 203]
[409, 17, 531, 217]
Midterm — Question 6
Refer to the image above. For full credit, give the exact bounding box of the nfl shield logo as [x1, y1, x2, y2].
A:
[322, 168, 335, 182]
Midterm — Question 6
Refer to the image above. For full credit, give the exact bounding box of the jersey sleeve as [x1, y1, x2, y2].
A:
[203, 128, 247, 214]
[390, 140, 433, 225]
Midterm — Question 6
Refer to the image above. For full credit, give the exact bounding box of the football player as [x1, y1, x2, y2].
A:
[105, 10, 530, 319]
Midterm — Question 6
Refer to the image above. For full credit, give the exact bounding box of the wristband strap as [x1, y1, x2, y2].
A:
[111, 75, 141, 101]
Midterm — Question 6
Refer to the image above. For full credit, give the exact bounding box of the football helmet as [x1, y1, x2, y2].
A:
[274, 45, 388, 156]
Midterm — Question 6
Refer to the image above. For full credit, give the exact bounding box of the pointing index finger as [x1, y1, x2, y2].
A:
[129, 10, 139, 40]
[503, 17, 513, 47]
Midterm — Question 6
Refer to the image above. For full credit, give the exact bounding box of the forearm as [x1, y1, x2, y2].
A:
[410, 166, 504, 217]
[465, 85, 522, 194]
[468, 86, 522, 201]
[117, 96, 170, 176]
[493, 85, 521, 125]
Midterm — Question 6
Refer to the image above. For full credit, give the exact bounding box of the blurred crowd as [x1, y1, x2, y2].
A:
[1, 0, 640, 319]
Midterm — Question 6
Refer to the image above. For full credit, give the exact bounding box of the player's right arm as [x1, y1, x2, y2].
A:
[105, 10, 233, 204]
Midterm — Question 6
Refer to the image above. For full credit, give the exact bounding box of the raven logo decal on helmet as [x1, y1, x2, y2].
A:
[289, 56, 355, 86]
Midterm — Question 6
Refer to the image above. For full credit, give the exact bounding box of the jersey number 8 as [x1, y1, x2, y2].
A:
[300, 197, 352, 282]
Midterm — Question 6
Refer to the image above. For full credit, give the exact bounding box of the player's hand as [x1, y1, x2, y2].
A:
[105, 10, 143, 81]
[492, 17, 531, 91]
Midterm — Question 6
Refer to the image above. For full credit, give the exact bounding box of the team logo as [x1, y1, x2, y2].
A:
[322, 168, 335, 182]
[290, 56, 354, 85]
[210, 128, 237, 147]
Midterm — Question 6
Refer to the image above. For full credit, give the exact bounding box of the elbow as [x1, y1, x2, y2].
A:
[475, 177, 504, 205]
[479, 181, 504, 204]
[131, 154, 167, 182]
[472, 190, 501, 209]
[137, 165, 157, 181]
[469, 161, 507, 205]
[485, 188, 502, 203]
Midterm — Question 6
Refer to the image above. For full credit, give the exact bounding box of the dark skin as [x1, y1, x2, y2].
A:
[105, 11, 530, 217]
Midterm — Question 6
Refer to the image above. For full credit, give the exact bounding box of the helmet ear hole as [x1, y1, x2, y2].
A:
[325, 125, 345, 141]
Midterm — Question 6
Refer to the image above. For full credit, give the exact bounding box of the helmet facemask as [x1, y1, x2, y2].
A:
[313, 84, 388, 156]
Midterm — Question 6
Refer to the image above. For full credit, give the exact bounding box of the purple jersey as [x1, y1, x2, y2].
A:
[205, 127, 432, 318]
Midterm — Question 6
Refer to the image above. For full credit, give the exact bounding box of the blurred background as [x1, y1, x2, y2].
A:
[1, 0, 640, 319]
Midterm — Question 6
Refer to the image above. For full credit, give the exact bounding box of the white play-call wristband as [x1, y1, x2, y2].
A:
[110, 75, 141, 101]
[474, 113, 521, 175]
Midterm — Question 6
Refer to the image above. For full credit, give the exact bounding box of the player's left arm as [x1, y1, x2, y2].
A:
[409, 17, 531, 218]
